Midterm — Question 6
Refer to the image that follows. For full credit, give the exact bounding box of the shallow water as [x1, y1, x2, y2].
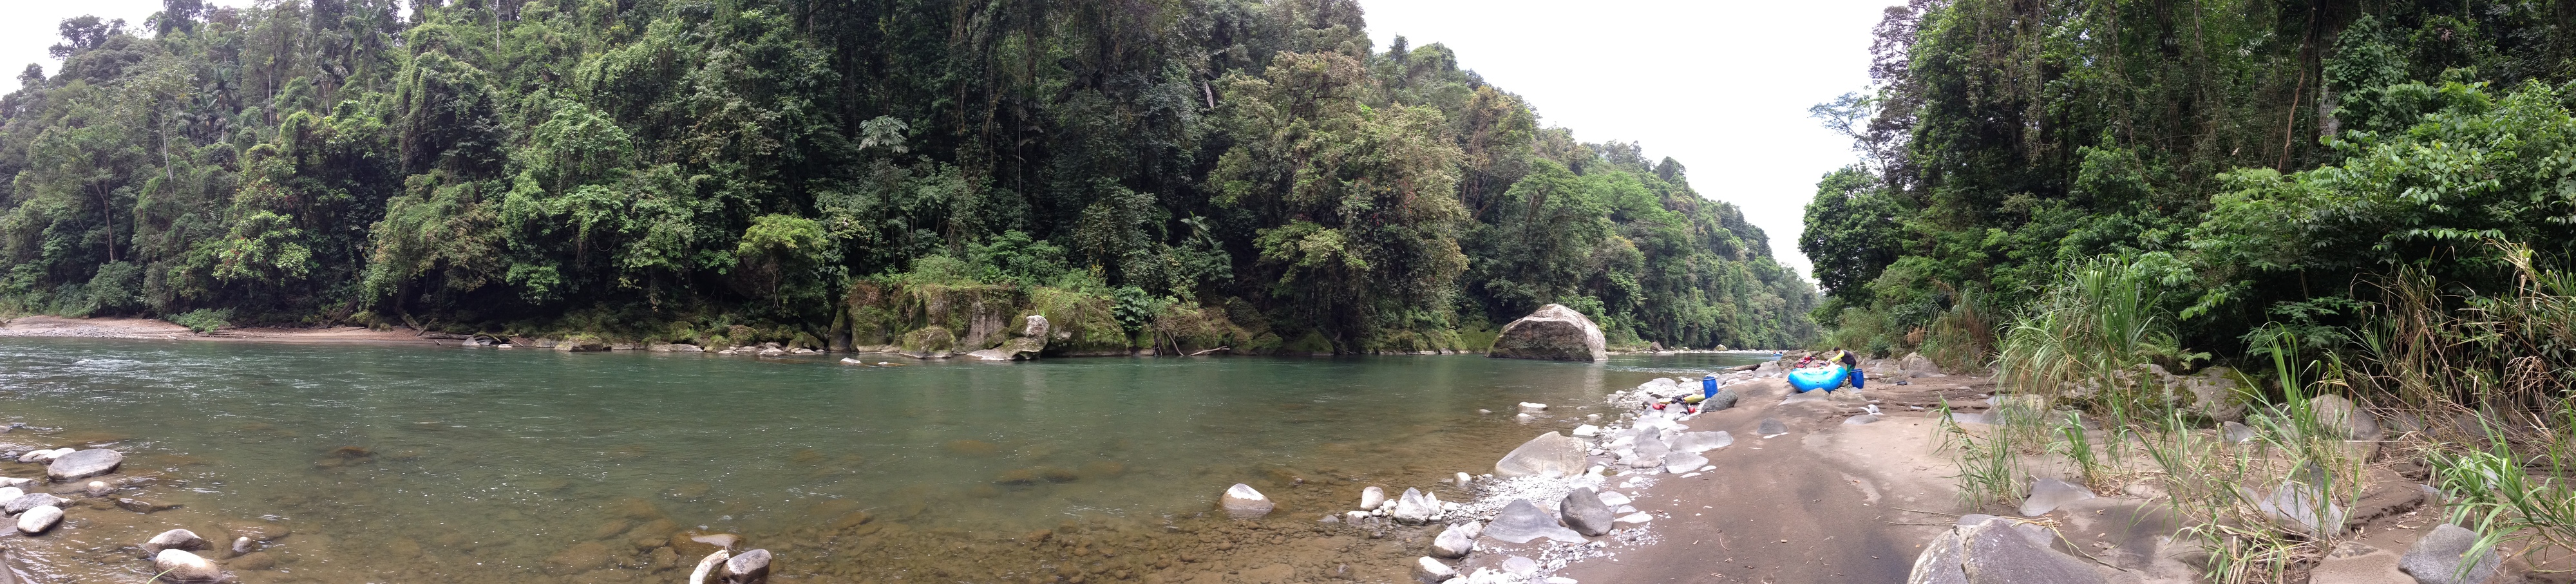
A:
[0, 339, 1763, 583]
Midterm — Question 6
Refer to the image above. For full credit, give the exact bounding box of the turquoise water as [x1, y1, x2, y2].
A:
[0, 339, 1763, 583]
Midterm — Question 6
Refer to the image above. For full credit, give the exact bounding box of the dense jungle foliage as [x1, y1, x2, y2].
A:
[0, 0, 1819, 352]
[1804, 0, 2576, 368]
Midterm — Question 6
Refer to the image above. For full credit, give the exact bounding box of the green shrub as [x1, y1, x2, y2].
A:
[169, 309, 232, 334]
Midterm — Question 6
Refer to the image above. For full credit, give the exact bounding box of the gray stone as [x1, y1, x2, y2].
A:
[1662, 451, 1709, 474]
[1758, 419, 1786, 437]
[146, 529, 209, 555]
[1360, 485, 1387, 511]
[1431, 523, 1477, 558]
[3, 492, 66, 514]
[1390, 488, 1441, 524]
[721, 548, 772, 584]
[1904, 525, 1970, 584]
[2019, 478, 2096, 516]
[1560, 487, 1616, 536]
[967, 316, 1051, 361]
[1958, 518, 2104, 584]
[2221, 421, 2257, 444]
[15, 504, 59, 534]
[2398, 524, 2501, 584]
[1486, 304, 1607, 362]
[153, 549, 227, 582]
[47, 449, 122, 481]
[1481, 499, 1585, 543]
[1219, 484, 1274, 518]
[1501, 556, 1540, 576]
[2250, 481, 2347, 536]
[1412, 556, 1457, 583]
[1669, 431, 1732, 453]
[1844, 415, 1882, 426]
[1900, 352, 1939, 374]
[2310, 394, 2380, 440]
[1703, 389, 1740, 411]
[1493, 432, 1589, 478]
[1612, 512, 1651, 528]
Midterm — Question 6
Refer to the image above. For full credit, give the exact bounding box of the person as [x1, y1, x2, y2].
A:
[1832, 347, 1864, 390]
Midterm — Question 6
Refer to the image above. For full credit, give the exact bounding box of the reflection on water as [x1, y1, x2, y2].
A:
[0, 339, 1762, 583]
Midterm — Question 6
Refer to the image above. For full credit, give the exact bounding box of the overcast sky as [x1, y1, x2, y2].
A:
[0, 0, 1887, 281]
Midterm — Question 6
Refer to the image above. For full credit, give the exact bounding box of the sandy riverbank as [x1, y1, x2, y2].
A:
[0, 316, 448, 346]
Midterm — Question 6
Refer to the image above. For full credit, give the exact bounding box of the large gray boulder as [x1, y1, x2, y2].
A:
[1900, 352, 1940, 375]
[1481, 499, 1585, 544]
[1487, 304, 1607, 362]
[1561, 487, 1616, 536]
[1493, 431, 1587, 478]
[967, 316, 1050, 361]
[47, 449, 122, 481]
[2399, 524, 2502, 584]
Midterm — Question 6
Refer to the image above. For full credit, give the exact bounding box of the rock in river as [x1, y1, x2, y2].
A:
[1431, 522, 1478, 558]
[146, 529, 210, 554]
[1390, 488, 1441, 524]
[3, 493, 66, 514]
[1482, 499, 1585, 544]
[153, 549, 227, 583]
[1561, 487, 1616, 536]
[723, 548, 773, 584]
[1359, 485, 1387, 511]
[1220, 484, 1274, 518]
[1493, 431, 1588, 478]
[17, 504, 60, 534]
[48, 448, 123, 481]
[1486, 303, 1607, 362]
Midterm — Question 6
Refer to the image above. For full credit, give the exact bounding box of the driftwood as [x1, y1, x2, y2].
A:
[1188, 346, 1233, 356]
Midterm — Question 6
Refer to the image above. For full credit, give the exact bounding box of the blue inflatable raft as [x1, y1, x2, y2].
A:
[1788, 365, 1848, 393]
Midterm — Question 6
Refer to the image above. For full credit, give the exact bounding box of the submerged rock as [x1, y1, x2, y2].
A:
[2398, 523, 2500, 584]
[145, 529, 209, 555]
[2019, 478, 2095, 516]
[1487, 304, 1607, 362]
[1493, 431, 1588, 478]
[1219, 484, 1274, 518]
[153, 549, 227, 582]
[1481, 499, 1584, 544]
[1560, 487, 1615, 536]
[722, 548, 772, 584]
[48, 449, 123, 481]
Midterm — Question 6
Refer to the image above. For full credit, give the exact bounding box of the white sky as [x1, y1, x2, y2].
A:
[1, 0, 1888, 280]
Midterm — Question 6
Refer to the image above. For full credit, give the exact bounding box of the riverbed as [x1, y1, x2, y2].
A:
[0, 338, 1765, 583]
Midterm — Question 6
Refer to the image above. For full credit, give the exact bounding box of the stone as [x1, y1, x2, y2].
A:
[86, 480, 111, 496]
[1493, 432, 1589, 478]
[1612, 512, 1652, 528]
[1360, 485, 1387, 511]
[155, 549, 227, 582]
[1482, 499, 1586, 543]
[2019, 478, 2096, 516]
[647, 343, 705, 352]
[1758, 419, 1786, 437]
[555, 338, 611, 352]
[1455, 472, 1473, 485]
[1220, 484, 1274, 518]
[690, 549, 733, 584]
[722, 548, 772, 584]
[1560, 487, 1615, 536]
[545, 541, 616, 575]
[232, 536, 252, 554]
[146, 529, 210, 555]
[1597, 491, 1632, 506]
[0, 477, 32, 489]
[1663, 451, 1709, 474]
[1390, 488, 1441, 524]
[1431, 523, 1477, 558]
[1519, 402, 1549, 412]
[0, 487, 20, 503]
[48, 449, 123, 481]
[1844, 415, 1882, 425]
[1904, 526, 1970, 584]
[1703, 389, 1741, 411]
[2222, 421, 2257, 444]
[229, 551, 278, 570]
[2311, 395, 2381, 440]
[1487, 304, 1608, 362]
[2399, 524, 2501, 584]
[1571, 424, 1600, 437]
[1958, 517, 2105, 584]
[117, 498, 176, 514]
[966, 316, 1049, 361]
[2250, 480, 2347, 536]
[1900, 352, 1939, 374]
[1669, 431, 1732, 453]
[3, 493, 66, 514]
[1412, 556, 1458, 583]
[2177, 366, 2248, 422]
[1501, 556, 1540, 576]
[16, 505, 59, 534]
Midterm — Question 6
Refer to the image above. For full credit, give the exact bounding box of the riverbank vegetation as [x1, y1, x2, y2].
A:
[0, 0, 1818, 354]
[1813, 0, 2576, 579]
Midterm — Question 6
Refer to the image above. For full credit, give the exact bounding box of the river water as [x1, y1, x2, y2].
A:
[0, 339, 1763, 583]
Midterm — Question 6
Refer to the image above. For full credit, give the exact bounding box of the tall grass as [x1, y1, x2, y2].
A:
[1994, 255, 2208, 415]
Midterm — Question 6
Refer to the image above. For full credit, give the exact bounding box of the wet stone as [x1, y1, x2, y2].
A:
[1481, 499, 1584, 544]
[145, 529, 210, 555]
[46, 448, 123, 480]
[3, 492, 66, 514]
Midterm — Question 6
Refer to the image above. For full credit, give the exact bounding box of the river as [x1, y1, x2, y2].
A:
[0, 339, 1765, 583]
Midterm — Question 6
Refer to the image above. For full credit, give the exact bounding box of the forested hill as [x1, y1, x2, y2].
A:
[0, 0, 1819, 353]
[1804, 0, 2576, 363]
